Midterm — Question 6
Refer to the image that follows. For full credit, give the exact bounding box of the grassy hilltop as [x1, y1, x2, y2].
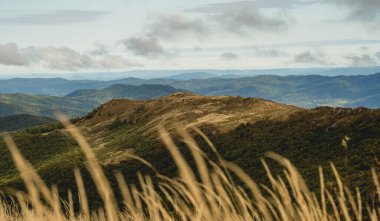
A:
[0, 93, 379, 212]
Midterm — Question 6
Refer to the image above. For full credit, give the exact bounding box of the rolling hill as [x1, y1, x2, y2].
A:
[66, 84, 188, 104]
[0, 93, 98, 118]
[0, 114, 56, 132]
[169, 73, 380, 108]
[0, 93, 379, 208]
[166, 72, 218, 80]
[0, 85, 186, 118]
[0, 78, 177, 96]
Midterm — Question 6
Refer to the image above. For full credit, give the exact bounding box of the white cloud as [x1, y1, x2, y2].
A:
[376, 52, 380, 60]
[192, 0, 317, 11]
[329, 0, 380, 23]
[211, 9, 291, 35]
[146, 13, 208, 40]
[96, 55, 143, 70]
[0, 10, 108, 25]
[0, 42, 140, 71]
[0, 43, 29, 66]
[252, 46, 288, 57]
[26, 46, 93, 71]
[345, 54, 379, 66]
[121, 37, 165, 57]
[221, 52, 239, 60]
[292, 51, 333, 65]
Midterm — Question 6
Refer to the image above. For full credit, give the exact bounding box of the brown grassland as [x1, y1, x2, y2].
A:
[0, 114, 379, 221]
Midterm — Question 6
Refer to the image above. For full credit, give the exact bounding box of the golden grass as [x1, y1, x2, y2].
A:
[0, 117, 379, 221]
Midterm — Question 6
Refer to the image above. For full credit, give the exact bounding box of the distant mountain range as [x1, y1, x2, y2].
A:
[0, 84, 185, 118]
[169, 74, 380, 108]
[66, 84, 188, 104]
[0, 93, 96, 118]
[2, 66, 380, 80]
[1, 73, 380, 109]
[0, 78, 178, 96]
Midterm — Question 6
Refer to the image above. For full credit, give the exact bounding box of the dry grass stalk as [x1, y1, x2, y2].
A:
[0, 122, 378, 221]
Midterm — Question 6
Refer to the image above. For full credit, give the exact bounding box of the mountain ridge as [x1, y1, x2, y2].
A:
[0, 73, 379, 108]
[0, 85, 186, 118]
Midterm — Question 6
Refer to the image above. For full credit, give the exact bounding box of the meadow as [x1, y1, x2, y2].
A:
[0, 115, 378, 221]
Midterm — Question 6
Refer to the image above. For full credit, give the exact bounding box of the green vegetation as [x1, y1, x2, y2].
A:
[0, 93, 98, 118]
[66, 84, 187, 104]
[95, 106, 380, 198]
[0, 95, 379, 210]
[0, 84, 185, 118]
[0, 114, 56, 131]
[209, 107, 380, 193]
[0, 126, 83, 188]
[169, 73, 380, 108]
[1, 126, 380, 220]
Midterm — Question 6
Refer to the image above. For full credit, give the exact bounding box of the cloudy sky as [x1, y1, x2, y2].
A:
[0, 0, 380, 74]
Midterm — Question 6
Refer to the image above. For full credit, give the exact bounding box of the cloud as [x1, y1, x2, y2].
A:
[120, 13, 207, 59]
[292, 51, 333, 65]
[122, 5, 293, 56]
[89, 44, 109, 56]
[190, 0, 307, 35]
[252, 46, 288, 57]
[0, 10, 107, 25]
[26, 46, 93, 71]
[97, 55, 143, 70]
[0, 42, 140, 71]
[329, 0, 380, 22]
[207, 9, 292, 35]
[221, 52, 239, 60]
[192, 0, 317, 11]
[0, 43, 29, 66]
[345, 54, 379, 66]
[194, 46, 202, 51]
[376, 52, 380, 60]
[121, 37, 165, 57]
[146, 13, 208, 40]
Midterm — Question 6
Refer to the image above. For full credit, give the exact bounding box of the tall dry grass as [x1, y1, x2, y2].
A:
[0, 115, 378, 220]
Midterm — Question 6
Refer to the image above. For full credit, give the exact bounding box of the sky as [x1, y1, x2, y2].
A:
[0, 0, 380, 74]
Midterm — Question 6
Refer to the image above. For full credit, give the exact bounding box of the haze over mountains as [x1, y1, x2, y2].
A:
[0, 84, 185, 119]
[0, 72, 379, 118]
[2, 66, 380, 80]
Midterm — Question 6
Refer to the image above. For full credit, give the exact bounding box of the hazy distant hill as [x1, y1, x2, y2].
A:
[169, 73, 380, 108]
[0, 114, 56, 131]
[0, 85, 186, 118]
[3, 66, 380, 80]
[66, 84, 188, 104]
[1, 72, 380, 108]
[0, 78, 103, 96]
[166, 72, 218, 80]
[0, 93, 98, 118]
[0, 77, 178, 96]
